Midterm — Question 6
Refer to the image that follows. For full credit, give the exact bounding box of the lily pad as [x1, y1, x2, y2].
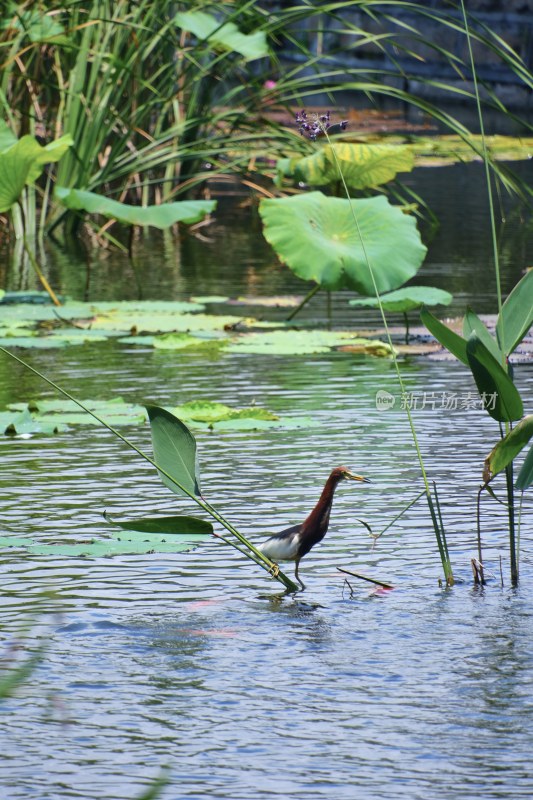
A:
[349, 286, 452, 312]
[1, 532, 209, 557]
[227, 329, 394, 356]
[3, 398, 147, 433]
[172, 400, 278, 424]
[259, 192, 427, 293]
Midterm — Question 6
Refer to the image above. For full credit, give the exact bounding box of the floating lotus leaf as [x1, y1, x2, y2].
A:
[173, 401, 278, 423]
[278, 143, 414, 190]
[227, 328, 394, 356]
[259, 192, 426, 293]
[174, 11, 268, 60]
[350, 286, 452, 312]
[55, 187, 217, 229]
[0, 530, 210, 557]
[3, 398, 146, 434]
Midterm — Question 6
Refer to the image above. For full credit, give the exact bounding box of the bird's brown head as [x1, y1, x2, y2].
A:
[332, 466, 371, 484]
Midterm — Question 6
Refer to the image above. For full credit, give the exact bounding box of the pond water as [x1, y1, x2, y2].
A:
[1, 159, 533, 799]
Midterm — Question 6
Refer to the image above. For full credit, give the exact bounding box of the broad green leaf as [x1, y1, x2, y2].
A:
[463, 308, 503, 364]
[173, 400, 278, 423]
[55, 187, 216, 229]
[516, 444, 533, 491]
[350, 286, 452, 312]
[420, 308, 469, 366]
[0, 535, 36, 548]
[484, 415, 533, 482]
[0, 134, 73, 212]
[174, 11, 268, 60]
[227, 329, 393, 356]
[146, 405, 201, 497]
[0, 531, 209, 556]
[496, 270, 533, 356]
[29, 537, 208, 556]
[281, 143, 415, 190]
[0, 121, 17, 152]
[104, 513, 213, 536]
[260, 192, 426, 293]
[466, 334, 523, 422]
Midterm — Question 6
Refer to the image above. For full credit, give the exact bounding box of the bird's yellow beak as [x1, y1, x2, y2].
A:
[344, 470, 371, 483]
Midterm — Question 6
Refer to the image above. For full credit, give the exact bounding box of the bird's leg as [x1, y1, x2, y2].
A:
[294, 560, 306, 591]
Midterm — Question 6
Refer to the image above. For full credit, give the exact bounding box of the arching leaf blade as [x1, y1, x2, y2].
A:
[516, 443, 533, 491]
[145, 405, 201, 497]
[496, 269, 533, 356]
[466, 335, 523, 422]
[463, 308, 503, 364]
[484, 415, 533, 482]
[104, 513, 213, 535]
[420, 307, 468, 365]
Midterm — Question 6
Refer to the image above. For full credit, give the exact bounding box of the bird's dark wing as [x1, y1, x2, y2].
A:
[273, 523, 303, 540]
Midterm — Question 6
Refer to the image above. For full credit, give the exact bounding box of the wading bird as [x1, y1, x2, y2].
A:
[259, 467, 371, 590]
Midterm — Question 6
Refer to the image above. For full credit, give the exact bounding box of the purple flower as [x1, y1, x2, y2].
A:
[296, 109, 347, 141]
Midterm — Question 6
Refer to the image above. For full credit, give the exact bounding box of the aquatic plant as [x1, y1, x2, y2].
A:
[422, 271, 533, 585]
[420, 1, 533, 586]
[0, 346, 300, 592]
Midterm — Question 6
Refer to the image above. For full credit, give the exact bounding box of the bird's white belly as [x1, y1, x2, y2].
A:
[259, 534, 301, 562]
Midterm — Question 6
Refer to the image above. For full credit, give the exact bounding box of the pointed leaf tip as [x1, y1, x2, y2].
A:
[145, 405, 201, 497]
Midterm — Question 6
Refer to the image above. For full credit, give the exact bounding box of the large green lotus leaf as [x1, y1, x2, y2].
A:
[285, 144, 415, 190]
[146, 405, 201, 498]
[55, 188, 216, 228]
[174, 11, 268, 60]
[350, 286, 452, 312]
[0, 134, 73, 212]
[259, 192, 426, 293]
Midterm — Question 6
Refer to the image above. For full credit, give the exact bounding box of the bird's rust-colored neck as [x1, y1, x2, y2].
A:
[302, 469, 344, 542]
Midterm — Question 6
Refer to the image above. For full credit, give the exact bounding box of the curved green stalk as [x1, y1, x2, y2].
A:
[0, 347, 299, 592]
[460, 1, 518, 585]
[325, 134, 454, 585]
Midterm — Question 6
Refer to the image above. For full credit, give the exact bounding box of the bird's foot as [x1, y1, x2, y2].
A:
[268, 562, 280, 579]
